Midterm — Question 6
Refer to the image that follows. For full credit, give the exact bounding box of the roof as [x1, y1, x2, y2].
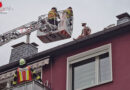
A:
[0, 21, 130, 74]
[11, 42, 25, 48]
[11, 42, 38, 48]
[116, 12, 130, 19]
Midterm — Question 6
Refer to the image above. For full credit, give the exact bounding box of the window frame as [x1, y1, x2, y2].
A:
[67, 44, 112, 90]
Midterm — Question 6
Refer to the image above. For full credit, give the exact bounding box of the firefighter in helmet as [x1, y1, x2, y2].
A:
[48, 7, 60, 26]
[12, 58, 41, 85]
[64, 7, 73, 26]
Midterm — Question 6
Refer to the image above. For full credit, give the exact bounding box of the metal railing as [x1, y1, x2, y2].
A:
[2, 81, 50, 90]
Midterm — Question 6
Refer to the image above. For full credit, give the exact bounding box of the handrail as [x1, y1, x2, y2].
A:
[2, 80, 50, 90]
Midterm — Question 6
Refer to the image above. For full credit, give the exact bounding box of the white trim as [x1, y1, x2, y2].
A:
[95, 56, 99, 84]
[66, 43, 112, 90]
[68, 44, 110, 64]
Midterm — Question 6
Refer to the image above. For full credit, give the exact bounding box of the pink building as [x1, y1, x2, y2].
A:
[0, 13, 130, 90]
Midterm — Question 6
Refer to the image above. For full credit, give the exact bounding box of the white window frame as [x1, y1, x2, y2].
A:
[66, 44, 113, 90]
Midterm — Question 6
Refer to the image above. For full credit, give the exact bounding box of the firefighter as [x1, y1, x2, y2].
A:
[12, 58, 41, 85]
[64, 7, 73, 26]
[74, 23, 91, 40]
[48, 7, 60, 26]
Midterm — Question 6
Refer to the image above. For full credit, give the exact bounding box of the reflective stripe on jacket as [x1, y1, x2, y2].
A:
[64, 9, 73, 18]
[48, 10, 57, 19]
[17, 66, 32, 83]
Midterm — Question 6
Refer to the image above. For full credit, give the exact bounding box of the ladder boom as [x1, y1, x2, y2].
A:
[0, 21, 38, 46]
[0, 9, 74, 46]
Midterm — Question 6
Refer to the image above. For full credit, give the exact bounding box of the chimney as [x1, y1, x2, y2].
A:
[116, 12, 130, 25]
[9, 42, 38, 63]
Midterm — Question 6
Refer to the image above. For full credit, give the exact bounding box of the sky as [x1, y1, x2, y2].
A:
[0, 0, 130, 66]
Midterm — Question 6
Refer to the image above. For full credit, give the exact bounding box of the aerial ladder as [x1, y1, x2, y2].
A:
[0, 10, 73, 46]
[0, 10, 73, 90]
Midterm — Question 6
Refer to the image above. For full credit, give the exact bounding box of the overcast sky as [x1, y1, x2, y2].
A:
[0, 0, 130, 66]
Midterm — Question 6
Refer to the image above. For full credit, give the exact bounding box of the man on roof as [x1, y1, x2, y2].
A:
[74, 23, 91, 40]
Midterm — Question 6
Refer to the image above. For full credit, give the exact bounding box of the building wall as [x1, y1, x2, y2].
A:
[42, 32, 130, 90]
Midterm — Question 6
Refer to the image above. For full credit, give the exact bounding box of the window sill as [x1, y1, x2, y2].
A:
[80, 80, 113, 90]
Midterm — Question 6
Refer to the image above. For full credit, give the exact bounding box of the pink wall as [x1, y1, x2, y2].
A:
[42, 32, 130, 90]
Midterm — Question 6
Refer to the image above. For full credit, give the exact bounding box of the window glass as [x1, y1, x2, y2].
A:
[99, 53, 111, 83]
[73, 58, 96, 90]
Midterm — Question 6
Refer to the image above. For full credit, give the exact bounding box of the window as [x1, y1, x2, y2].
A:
[67, 44, 112, 90]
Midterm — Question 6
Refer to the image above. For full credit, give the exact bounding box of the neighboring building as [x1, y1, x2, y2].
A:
[0, 13, 130, 90]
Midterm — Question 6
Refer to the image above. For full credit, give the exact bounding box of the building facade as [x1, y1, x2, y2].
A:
[0, 13, 130, 90]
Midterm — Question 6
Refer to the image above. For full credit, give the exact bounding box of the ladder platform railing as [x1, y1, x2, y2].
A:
[2, 81, 50, 90]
